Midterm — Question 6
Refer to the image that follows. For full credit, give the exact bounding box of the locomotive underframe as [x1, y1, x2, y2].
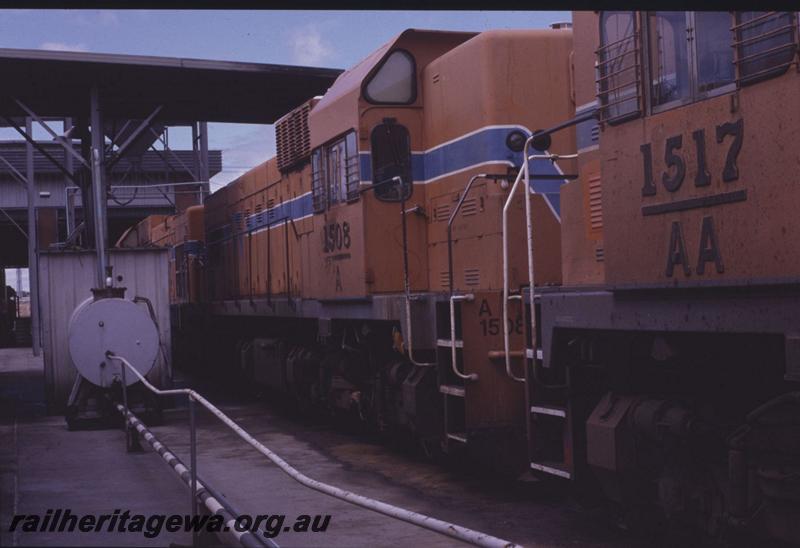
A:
[171, 291, 528, 469]
[538, 283, 800, 381]
[535, 283, 800, 542]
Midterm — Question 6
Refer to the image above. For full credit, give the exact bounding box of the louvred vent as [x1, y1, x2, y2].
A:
[275, 99, 317, 172]
[588, 174, 603, 232]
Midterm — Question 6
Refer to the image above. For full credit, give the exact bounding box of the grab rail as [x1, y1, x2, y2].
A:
[501, 137, 577, 383]
[523, 147, 578, 380]
[109, 353, 520, 548]
[501, 163, 528, 383]
[450, 294, 477, 381]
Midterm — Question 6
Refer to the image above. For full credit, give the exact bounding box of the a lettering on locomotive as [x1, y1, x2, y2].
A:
[477, 297, 523, 337]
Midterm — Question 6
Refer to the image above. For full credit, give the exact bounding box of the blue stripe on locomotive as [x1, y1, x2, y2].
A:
[224, 126, 568, 239]
[358, 126, 567, 217]
[244, 193, 313, 233]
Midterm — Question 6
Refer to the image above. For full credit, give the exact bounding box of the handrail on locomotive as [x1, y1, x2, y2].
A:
[501, 136, 579, 383]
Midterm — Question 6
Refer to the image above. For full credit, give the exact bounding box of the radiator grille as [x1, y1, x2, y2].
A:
[588, 174, 603, 232]
[433, 203, 450, 222]
[460, 198, 478, 217]
[276, 101, 313, 172]
[464, 268, 480, 286]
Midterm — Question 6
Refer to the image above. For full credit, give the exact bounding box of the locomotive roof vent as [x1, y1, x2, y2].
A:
[550, 22, 572, 29]
[275, 98, 318, 173]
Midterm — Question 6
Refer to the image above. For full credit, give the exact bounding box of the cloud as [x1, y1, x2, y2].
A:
[38, 42, 89, 53]
[288, 24, 333, 66]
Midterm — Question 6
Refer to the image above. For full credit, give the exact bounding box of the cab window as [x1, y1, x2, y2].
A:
[648, 12, 735, 111]
[648, 12, 692, 107]
[597, 11, 641, 122]
[363, 50, 416, 104]
[695, 12, 736, 93]
[370, 121, 412, 202]
[734, 12, 797, 85]
[311, 130, 359, 213]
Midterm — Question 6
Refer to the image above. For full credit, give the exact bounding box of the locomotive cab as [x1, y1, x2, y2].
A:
[531, 11, 800, 543]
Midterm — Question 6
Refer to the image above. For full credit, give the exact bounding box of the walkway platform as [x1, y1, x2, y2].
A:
[1, 347, 634, 547]
[0, 348, 191, 547]
[0, 348, 475, 547]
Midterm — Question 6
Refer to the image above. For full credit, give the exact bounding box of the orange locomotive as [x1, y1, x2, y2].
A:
[523, 11, 799, 543]
[124, 28, 577, 465]
[117, 205, 206, 367]
[118, 205, 206, 306]
[199, 28, 576, 464]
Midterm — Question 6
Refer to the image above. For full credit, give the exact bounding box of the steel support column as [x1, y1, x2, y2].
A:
[89, 85, 108, 288]
[191, 122, 201, 205]
[199, 121, 209, 202]
[78, 116, 95, 248]
[26, 117, 40, 356]
[64, 118, 76, 237]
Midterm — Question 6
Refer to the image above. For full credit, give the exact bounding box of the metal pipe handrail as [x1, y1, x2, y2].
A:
[450, 294, 477, 381]
[502, 138, 578, 384]
[594, 32, 637, 52]
[732, 42, 797, 65]
[522, 150, 578, 386]
[501, 163, 528, 383]
[595, 63, 639, 84]
[115, 403, 276, 548]
[736, 60, 798, 83]
[731, 22, 796, 48]
[363, 174, 427, 364]
[108, 354, 518, 548]
[447, 173, 507, 296]
[730, 11, 783, 31]
[393, 175, 436, 368]
[595, 46, 638, 69]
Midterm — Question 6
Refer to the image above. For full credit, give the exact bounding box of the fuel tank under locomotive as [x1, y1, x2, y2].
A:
[237, 325, 441, 440]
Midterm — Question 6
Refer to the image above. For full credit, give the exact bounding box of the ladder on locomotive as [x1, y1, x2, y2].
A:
[501, 143, 578, 480]
[436, 173, 509, 447]
[436, 176, 475, 447]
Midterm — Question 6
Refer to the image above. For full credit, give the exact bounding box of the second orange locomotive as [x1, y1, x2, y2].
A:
[130, 27, 576, 463]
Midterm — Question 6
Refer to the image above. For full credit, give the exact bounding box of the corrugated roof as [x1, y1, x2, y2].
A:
[0, 48, 343, 124]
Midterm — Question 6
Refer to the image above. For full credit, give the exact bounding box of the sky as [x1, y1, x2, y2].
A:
[0, 9, 570, 194]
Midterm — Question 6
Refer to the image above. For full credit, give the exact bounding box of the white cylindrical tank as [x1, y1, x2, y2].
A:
[68, 297, 159, 387]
